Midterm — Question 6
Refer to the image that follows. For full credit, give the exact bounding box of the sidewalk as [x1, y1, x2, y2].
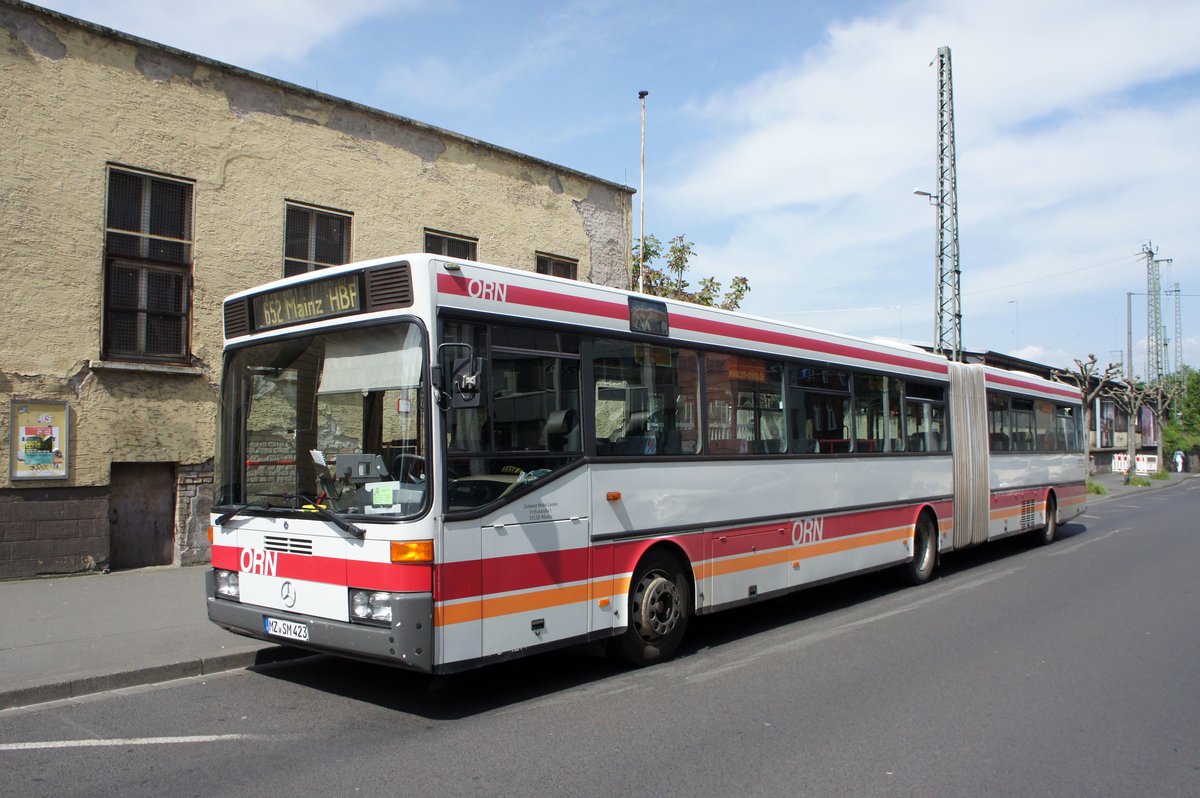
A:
[2, 470, 1194, 711]
[1086, 466, 1196, 503]
[0, 565, 299, 711]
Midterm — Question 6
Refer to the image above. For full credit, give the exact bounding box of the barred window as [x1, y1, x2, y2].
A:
[285, 203, 351, 277]
[424, 229, 477, 260]
[103, 167, 193, 361]
[536, 253, 578, 280]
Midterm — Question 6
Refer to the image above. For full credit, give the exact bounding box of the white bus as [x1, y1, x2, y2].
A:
[207, 253, 1087, 671]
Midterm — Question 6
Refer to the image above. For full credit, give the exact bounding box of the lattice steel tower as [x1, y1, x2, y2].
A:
[932, 46, 961, 360]
[1170, 282, 1182, 374]
[1144, 243, 1172, 383]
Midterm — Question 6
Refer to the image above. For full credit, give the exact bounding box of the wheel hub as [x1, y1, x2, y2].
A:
[634, 573, 681, 640]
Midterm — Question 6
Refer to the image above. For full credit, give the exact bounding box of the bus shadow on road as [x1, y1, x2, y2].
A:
[252, 520, 1091, 718]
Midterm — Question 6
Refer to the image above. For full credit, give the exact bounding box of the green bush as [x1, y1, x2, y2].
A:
[1150, 470, 1171, 481]
[1128, 475, 1152, 487]
[1087, 480, 1108, 495]
[1163, 422, 1200, 457]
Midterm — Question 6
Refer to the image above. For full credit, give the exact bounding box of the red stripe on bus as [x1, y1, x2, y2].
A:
[211, 545, 431, 592]
[985, 373, 1078, 400]
[669, 313, 949, 376]
[991, 482, 1086, 509]
[437, 548, 589, 602]
[437, 273, 627, 321]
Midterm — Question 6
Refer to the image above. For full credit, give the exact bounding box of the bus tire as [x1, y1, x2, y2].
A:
[905, 513, 937, 586]
[614, 549, 691, 666]
[1034, 495, 1058, 546]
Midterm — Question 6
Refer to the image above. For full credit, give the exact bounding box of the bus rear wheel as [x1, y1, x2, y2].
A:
[905, 514, 937, 586]
[614, 550, 690, 666]
[1034, 495, 1058, 546]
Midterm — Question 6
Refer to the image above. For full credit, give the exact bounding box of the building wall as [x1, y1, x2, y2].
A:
[0, 1, 632, 578]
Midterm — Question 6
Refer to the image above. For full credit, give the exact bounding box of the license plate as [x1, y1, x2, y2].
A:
[264, 617, 309, 642]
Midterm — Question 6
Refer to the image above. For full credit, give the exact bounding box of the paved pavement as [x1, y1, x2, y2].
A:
[0, 565, 301, 711]
[1, 468, 1194, 711]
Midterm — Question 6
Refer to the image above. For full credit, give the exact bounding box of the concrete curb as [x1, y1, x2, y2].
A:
[1087, 473, 1196, 504]
[0, 645, 308, 711]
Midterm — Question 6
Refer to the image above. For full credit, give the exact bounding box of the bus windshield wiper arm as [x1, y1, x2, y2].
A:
[215, 502, 272, 526]
[285, 493, 367, 538]
[214, 493, 295, 525]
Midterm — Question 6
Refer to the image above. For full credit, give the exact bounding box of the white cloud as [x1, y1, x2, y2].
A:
[32, 0, 408, 69]
[658, 0, 1200, 365]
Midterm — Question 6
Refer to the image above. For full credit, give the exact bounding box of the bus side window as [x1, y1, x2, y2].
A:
[591, 339, 698, 457]
[987, 391, 1011, 451]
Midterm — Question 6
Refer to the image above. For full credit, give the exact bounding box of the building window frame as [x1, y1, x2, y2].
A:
[424, 229, 478, 261]
[102, 165, 194, 364]
[536, 252, 578, 280]
[284, 201, 352, 277]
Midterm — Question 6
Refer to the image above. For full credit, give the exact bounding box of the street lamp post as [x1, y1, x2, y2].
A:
[637, 90, 648, 294]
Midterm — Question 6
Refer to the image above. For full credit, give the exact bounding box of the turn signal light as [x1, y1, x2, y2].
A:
[606, 491, 622, 502]
[207, 525, 214, 543]
[390, 540, 434, 563]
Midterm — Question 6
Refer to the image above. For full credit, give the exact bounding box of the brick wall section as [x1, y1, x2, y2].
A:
[175, 460, 213, 566]
[0, 487, 109, 580]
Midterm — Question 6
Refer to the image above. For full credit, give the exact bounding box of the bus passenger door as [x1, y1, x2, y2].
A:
[480, 471, 591, 659]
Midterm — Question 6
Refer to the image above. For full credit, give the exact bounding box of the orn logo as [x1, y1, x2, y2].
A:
[467, 279, 508, 302]
[240, 547, 278, 576]
[791, 515, 826, 546]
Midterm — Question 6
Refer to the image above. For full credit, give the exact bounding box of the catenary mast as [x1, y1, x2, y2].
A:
[932, 46, 961, 361]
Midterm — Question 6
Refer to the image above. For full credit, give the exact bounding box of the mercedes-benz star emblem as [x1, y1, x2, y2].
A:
[280, 580, 296, 608]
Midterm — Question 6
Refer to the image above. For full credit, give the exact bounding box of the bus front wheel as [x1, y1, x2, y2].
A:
[614, 550, 691, 666]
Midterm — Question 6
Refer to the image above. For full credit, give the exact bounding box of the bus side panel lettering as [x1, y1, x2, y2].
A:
[467, 279, 508, 303]
[791, 516, 825, 545]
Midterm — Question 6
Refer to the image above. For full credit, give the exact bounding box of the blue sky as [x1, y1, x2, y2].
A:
[36, 0, 1200, 374]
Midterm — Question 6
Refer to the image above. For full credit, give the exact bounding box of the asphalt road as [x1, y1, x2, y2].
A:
[3, 482, 1199, 798]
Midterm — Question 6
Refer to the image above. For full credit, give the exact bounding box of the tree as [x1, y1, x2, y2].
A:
[1107, 377, 1153, 484]
[1148, 376, 1185, 469]
[1180, 367, 1200, 435]
[1052, 354, 1122, 466]
[631, 234, 750, 311]
[1159, 366, 1198, 466]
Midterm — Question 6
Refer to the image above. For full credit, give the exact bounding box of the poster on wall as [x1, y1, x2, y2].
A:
[10, 400, 70, 480]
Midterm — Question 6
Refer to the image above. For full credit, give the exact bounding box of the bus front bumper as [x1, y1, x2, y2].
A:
[204, 570, 433, 673]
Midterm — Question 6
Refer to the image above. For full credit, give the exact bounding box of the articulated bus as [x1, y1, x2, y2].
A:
[206, 253, 1087, 671]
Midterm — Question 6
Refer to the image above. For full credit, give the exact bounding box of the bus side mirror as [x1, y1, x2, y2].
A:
[450, 357, 485, 408]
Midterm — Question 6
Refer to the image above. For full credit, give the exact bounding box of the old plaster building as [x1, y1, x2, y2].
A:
[0, 0, 633, 578]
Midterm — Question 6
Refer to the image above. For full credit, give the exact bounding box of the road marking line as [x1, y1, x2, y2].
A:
[685, 569, 1018, 683]
[1048, 528, 1123, 556]
[0, 734, 267, 751]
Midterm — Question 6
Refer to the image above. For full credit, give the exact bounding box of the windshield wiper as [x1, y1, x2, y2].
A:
[215, 501, 276, 526]
[284, 493, 367, 538]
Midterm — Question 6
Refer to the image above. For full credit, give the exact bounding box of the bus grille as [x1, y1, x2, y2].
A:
[1020, 500, 1036, 529]
[263, 535, 313, 556]
[365, 263, 413, 310]
[224, 298, 250, 339]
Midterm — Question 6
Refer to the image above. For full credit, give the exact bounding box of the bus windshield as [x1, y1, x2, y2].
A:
[215, 321, 429, 519]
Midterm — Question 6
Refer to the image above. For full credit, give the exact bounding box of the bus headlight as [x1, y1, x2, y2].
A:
[350, 589, 393, 625]
[215, 569, 240, 600]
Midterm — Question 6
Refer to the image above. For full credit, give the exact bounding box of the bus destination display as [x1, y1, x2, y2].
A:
[252, 274, 361, 331]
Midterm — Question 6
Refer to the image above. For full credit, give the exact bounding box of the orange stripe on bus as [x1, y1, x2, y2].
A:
[990, 503, 1044, 521]
[435, 576, 632, 627]
[708, 526, 912, 578]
